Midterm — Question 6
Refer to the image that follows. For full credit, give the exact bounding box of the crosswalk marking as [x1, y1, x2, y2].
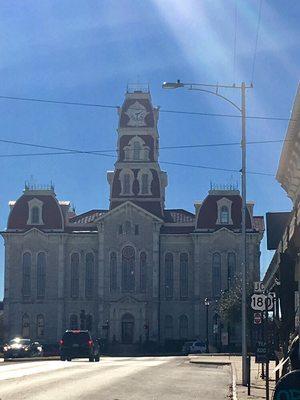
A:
[0, 357, 171, 382]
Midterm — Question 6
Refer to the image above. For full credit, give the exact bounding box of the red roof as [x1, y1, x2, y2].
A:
[164, 209, 195, 223]
[69, 210, 108, 224]
[196, 193, 252, 230]
[8, 193, 63, 231]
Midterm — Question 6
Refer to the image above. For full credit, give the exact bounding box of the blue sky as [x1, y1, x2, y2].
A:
[0, 0, 299, 299]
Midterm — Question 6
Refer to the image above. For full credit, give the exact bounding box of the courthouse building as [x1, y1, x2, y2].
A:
[1, 88, 264, 350]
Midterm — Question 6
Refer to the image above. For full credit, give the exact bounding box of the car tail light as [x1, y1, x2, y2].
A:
[59, 339, 64, 345]
[88, 340, 93, 347]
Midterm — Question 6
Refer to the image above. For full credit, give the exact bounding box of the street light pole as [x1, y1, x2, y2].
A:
[241, 82, 248, 386]
[162, 80, 251, 385]
[205, 298, 210, 353]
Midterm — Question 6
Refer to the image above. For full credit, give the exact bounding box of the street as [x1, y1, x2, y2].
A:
[0, 356, 231, 400]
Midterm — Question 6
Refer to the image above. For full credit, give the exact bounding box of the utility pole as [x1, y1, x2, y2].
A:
[241, 82, 248, 386]
[162, 79, 252, 385]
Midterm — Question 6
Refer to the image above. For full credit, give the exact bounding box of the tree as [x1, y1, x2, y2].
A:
[218, 275, 252, 328]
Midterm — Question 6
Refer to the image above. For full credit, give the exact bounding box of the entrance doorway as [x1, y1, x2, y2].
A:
[121, 313, 134, 344]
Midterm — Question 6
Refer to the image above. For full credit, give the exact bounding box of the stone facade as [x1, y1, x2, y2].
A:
[1, 88, 264, 350]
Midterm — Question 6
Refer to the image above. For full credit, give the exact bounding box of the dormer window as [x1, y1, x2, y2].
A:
[31, 207, 40, 224]
[216, 197, 233, 225]
[220, 206, 229, 224]
[27, 198, 44, 225]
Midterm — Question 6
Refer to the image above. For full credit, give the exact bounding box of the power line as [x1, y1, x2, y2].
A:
[0, 94, 295, 122]
[0, 138, 115, 158]
[0, 137, 289, 154]
[0, 137, 276, 176]
[251, 0, 263, 84]
[160, 161, 274, 177]
[160, 139, 289, 150]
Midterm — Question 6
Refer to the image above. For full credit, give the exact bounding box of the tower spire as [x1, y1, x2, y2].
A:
[107, 88, 167, 217]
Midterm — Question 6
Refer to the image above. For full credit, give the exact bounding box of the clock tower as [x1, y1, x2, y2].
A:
[107, 85, 168, 217]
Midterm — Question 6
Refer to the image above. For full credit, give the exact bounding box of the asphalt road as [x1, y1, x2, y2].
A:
[0, 356, 231, 400]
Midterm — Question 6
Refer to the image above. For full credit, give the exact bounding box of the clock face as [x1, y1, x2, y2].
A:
[125, 101, 149, 127]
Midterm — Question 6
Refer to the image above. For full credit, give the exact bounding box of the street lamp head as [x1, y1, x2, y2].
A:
[204, 297, 210, 306]
[162, 79, 184, 89]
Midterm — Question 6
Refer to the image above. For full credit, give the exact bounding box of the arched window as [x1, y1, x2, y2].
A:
[22, 314, 30, 338]
[122, 246, 135, 292]
[31, 206, 40, 224]
[212, 253, 221, 298]
[140, 252, 147, 293]
[165, 253, 173, 299]
[85, 253, 94, 298]
[133, 141, 141, 160]
[71, 253, 79, 298]
[110, 252, 117, 292]
[227, 252, 236, 288]
[141, 174, 149, 194]
[220, 206, 229, 224]
[164, 315, 173, 339]
[70, 314, 78, 330]
[36, 314, 45, 338]
[37, 252, 46, 298]
[138, 169, 152, 195]
[179, 315, 188, 339]
[124, 174, 131, 194]
[22, 252, 31, 296]
[180, 253, 188, 298]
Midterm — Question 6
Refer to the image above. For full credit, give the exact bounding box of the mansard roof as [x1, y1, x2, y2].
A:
[7, 191, 64, 231]
[196, 190, 254, 231]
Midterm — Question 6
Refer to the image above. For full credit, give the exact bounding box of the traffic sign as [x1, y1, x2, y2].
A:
[254, 281, 265, 293]
[251, 293, 275, 311]
[255, 341, 268, 363]
[253, 312, 262, 325]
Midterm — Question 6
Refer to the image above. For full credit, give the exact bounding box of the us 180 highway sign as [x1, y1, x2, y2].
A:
[251, 293, 275, 311]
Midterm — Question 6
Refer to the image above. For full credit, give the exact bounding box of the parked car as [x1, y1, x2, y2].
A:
[181, 341, 194, 355]
[3, 338, 44, 359]
[189, 340, 207, 354]
[59, 330, 100, 362]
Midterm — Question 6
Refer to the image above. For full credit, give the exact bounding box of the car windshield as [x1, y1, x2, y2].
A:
[9, 339, 31, 345]
[62, 332, 90, 345]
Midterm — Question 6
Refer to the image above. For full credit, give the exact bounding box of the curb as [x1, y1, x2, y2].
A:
[190, 360, 231, 366]
[189, 358, 238, 400]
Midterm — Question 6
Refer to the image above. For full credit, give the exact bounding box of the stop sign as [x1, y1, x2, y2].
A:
[254, 312, 262, 325]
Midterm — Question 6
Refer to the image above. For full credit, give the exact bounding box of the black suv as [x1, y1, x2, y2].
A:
[59, 330, 100, 362]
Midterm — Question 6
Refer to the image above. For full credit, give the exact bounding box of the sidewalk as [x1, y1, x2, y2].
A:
[189, 354, 276, 400]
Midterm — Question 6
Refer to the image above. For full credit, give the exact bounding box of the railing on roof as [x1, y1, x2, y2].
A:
[127, 83, 150, 93]
[24, 181, 55, 191]
[210, 182, 239, 191]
